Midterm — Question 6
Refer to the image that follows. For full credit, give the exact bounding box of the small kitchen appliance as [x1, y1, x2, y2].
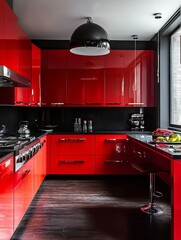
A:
[128, 113, 145, 131]
[18, 121, 30, 138]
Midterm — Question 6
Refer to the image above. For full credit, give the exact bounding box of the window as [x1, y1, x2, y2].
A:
[170, 27, 181, 127]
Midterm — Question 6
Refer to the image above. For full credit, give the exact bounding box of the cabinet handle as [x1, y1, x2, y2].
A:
[58, 160, 85, 164]
[51, 103, 65, 106]
[127, 102, 144, 105]
[105, 160, 129, 164]
[104, 138, 125, 142]
[106, 102, 121, 105]
[22, 169, 31, 179]
[86, 102, 102, 105]
[58, 138, 86, 142]
[31, 103, 41, 106]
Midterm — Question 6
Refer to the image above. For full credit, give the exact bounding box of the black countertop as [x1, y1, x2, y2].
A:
[1, 131, 181, 163]
[127, 133, 181, 160]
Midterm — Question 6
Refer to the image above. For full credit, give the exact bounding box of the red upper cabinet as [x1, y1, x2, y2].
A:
[0, 0, 4, 61]
[41, 50, 67, 106]
[67, 52, 105, 106]
[15, 26, 32, 106]
[30, 44, 41, 106]
[105, 50, 125, 106]
[0, 0, 19, 71]
[124, 50, 155, 107]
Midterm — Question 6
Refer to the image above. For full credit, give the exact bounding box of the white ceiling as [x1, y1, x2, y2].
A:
[13, 0, 181, 41]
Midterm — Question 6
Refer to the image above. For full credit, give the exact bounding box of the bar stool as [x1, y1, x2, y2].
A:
[131, 161, 164, 215]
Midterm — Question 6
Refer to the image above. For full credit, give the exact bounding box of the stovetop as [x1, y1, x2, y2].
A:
[0, 136, 36, 151]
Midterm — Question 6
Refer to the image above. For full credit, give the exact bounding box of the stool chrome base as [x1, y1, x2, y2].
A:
[141, 203, 163, 215]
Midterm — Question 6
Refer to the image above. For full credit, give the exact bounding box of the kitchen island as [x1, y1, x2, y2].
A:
[127, 133, 181, 240]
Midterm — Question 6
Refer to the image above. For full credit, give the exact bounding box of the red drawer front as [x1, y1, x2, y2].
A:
[51, 135, 95, 142]
[95, 135, 127, 155]
[95, 156, 138, 175]
[51, 155, 95, 174]
[95, 134, 127, 142]
[51, 135, 95, 155]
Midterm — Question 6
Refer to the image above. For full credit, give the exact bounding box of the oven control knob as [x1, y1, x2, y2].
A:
[22, 153, 26, 162]
[32, 147, 36, 155]
[29, 149, 33, 158]
[16, 154, 23, 163]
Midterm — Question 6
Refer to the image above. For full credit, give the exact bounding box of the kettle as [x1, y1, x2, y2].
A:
[18, 121, 30, 138]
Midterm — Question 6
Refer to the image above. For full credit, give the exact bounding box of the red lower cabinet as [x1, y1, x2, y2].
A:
[51, 155, 95, 174]
[0, 156, 14, 240]
[95, 134, 136, 174]
[34, 137, 47, 193]
[13, 158, 34, 230]
[50, 134, 95, 174]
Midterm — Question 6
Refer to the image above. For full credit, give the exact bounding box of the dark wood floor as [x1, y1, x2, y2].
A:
[11, 175, 171, 240]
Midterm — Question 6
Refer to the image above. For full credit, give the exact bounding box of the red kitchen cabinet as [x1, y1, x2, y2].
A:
[95, 134, 136, 174]
[0, 155, 14, 240]
[67, 52, 105, 106]
[15, 26, 32, 106]
[124, 50, 155, 107]
[105, 50, 155, 107]
[30, 44, 41, 106]
[0, 0, 4, 64]
[41, 50, 67, 106]
[14, 158, 34, 230]
[50, 134, 95, 174]
[128, 137, 171, 184]
[1, 0, 19, 72]
[51, 155, 95, 174]
[105, 50, 125, 106]
[51, 135, 95, 155]
[34, 136, 47, 193]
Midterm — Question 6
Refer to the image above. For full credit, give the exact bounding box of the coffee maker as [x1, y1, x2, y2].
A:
[128, 113, 144, 131]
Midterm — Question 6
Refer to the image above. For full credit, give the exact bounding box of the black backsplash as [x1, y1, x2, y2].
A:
[0, 106, 158, 134]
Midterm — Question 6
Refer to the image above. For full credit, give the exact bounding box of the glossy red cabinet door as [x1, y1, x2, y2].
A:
[50, 134, 95, 174]
[34, 137, 47, 193]
[0, 156, 14, 240]
[0, 0, 4, 64]
[95, 134, 136, 174]
[14, 159, 34, 230]
[105, 50, 155, 107]
[105, 50, 125, 106]
[124, 50, 155, 107]
[2, 0, 19, 72]
[51, 155, 95, 174]
[41, 50, 67, 106]
[51, 135, 95, 155]
[67, 52, 105, 105]
[30, 44, 41, 106]
[15, 26, 32, 106]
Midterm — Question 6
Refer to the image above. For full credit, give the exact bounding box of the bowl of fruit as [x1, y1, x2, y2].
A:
[152, 129, 181, 143]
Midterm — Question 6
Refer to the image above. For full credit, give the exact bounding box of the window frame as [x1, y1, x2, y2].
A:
[169, 26, 181, 129]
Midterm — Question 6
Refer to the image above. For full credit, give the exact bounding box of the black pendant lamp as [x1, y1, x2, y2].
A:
[70, 17, 110, 56]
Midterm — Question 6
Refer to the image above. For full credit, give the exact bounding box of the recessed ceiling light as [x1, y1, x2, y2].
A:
[153, 13, 162, 19]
